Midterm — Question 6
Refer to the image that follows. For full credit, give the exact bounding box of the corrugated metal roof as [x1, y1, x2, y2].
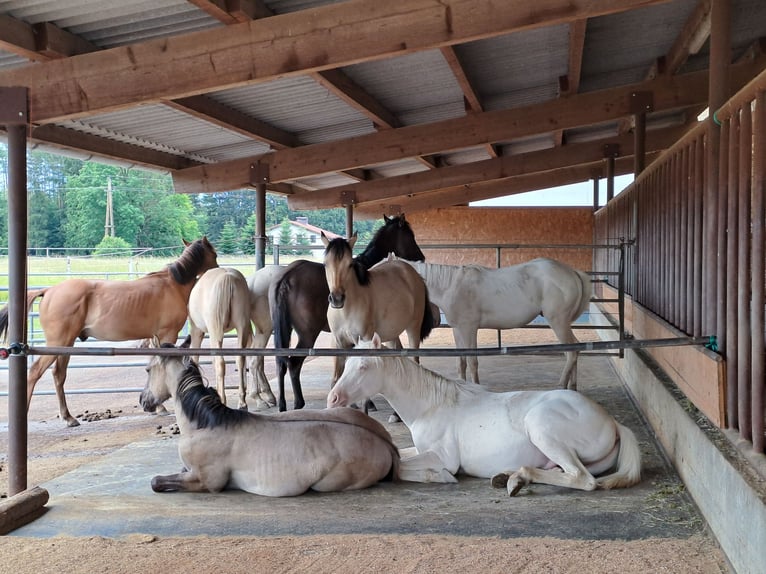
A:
[0, 0, 763, 206]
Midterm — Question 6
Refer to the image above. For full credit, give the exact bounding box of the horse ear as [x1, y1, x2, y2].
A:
[348, 231, 358, 250]
[182, 238, 190, 247]
[399, 213, 406, 225]
[180, 334, 192, 349]
[372, 332, 382, 349]
[383, 214, 391, 224]
[320, 231, 331, 248]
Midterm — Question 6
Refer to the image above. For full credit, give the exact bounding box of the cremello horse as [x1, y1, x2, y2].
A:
[140, 341, 399, 495]
[406, 258, 592, 389]
[322, 233, 434, 385]
[245, 265, 283, 408]
[0, 237, 218, 426]
[327, 335, 641, 496]
[188, 267, 258, 409]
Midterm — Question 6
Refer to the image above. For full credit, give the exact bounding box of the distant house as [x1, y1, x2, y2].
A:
[266, 217, 340, 258]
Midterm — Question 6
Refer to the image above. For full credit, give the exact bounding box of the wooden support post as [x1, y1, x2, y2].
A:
[250, 162, 269, 269]
[1, 87, 30, 497]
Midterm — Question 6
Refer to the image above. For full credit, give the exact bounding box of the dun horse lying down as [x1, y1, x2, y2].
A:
[140, 342, 399, 496]
[327, 335, 641, 496]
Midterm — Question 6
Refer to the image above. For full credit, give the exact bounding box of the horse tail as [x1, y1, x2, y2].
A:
[0, 289, 46, 342]
[270, 272, 293, 352]
[596, 423, 642, 490]
[571, 268, 593, 324]
[419, 288, 435, 342]
[209, 272, 237, 339]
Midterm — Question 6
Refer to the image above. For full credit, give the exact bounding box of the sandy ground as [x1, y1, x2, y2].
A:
[0, 328, 730, 573]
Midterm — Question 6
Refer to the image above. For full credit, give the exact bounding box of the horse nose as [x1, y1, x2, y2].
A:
[327, 390, 344, 408]
[328, 292, 345, 309]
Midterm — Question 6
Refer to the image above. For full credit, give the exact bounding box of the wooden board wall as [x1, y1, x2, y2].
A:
[407, 206, 594, 270]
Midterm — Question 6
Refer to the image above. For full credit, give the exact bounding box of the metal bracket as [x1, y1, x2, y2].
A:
[0, 87, 29, 125]
[629, 91, 654, 114]
[340, 190, 356, 206]
[603, 143, 620, 158]
[249, 162, 270, 186]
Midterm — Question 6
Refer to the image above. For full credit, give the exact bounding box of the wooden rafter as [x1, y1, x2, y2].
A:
[186, 0, 272, 24]
[0, 0, 676, 124]
[555, 18, 588, 146]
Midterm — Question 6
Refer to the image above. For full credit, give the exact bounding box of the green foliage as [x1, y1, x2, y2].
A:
[218, 220, 240, 254]
[294, 231, 312, 255]
[278, 219, 294, 254]
[93, 235, 133, 257]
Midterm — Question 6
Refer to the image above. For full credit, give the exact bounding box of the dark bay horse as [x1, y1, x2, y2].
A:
[140, 342, 399, 495]
[269, 214, 424, 411]
[0, 237, 218, 426]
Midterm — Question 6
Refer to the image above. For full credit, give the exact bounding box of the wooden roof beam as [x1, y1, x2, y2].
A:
[354, 153, 656, 218]
[0, 0, 676, 124]
[288, 124, 685, 210]
[172, 57, 766, 194]
[186, 0, 273, 24]
[555, 18, 587, 146]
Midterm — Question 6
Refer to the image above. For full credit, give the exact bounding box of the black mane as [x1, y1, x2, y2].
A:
[177, 361, 249, 429]
[354, 215, 419, 268]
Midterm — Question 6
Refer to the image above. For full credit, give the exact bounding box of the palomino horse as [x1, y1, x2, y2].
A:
[269, 214, 425, 411]
[327, 335, 641, 496]
[0, 237, 218, 426]
[245, 265, 283, 408]
[188, 267, 270, 410]
[322, 233, 434, 385]
[405, 258, 592, 389]
[140, 341, 399, 495]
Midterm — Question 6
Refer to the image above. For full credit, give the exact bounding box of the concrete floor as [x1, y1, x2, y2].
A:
[9, 351, 709, 541]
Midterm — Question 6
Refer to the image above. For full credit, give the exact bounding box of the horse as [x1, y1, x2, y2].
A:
[269, 214, 425, 412]
[245, 265, 283, 408]
[140, 341, 399, 495]
[322, 233, 434, 387]
[188, 266, 259, 410]
[327, 334, 642, 496]
[0, 237, 219, 427]
[405, 258, 592, 390]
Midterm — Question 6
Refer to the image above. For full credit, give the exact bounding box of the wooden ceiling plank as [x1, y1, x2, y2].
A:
[0, 14, 51, 62]
[32, 22, 99, 58]
[311, 69, 401, 129]
[554, 18, 587, 146]
[0, 0, 676, 124]
[166, 95, 300, 149]
[30, 124, 199, 171]
[288, 125, 685, 209]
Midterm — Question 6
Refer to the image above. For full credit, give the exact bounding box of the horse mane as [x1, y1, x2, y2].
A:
[393, 355, 478, 408]
[325, 237, 370, 286]
[167, 239, 214, 285]
[355, 215, 411, 269]
[177, 360, 249, 429]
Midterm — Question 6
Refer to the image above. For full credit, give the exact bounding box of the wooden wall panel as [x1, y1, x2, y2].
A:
[407, 206, 594, 270]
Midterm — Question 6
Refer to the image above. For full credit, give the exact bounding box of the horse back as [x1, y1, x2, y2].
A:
[270, 260, 329, 348]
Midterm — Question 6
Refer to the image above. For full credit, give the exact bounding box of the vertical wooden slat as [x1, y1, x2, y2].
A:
[726, 111, 740, 429]
[679, 145, 689, 333]
[717, 118, 730, 354]
[693, 134, 705, 337]
[751, 91, 765, 454]
[685, 142, 695, 332]
[737, 102, 752, 441]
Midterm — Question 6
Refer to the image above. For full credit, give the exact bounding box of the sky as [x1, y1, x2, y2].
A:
[470, 174, 634, 207]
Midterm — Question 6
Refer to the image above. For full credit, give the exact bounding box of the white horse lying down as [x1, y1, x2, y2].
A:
[141, 343, 399, 496]
[327, 335, 641, 496]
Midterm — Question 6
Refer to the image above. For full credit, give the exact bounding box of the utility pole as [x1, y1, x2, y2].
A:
[104, 176, 115, 237]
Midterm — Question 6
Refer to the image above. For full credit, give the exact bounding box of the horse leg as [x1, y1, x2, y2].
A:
[275, 355, 289, 412]
[287, 356, 306, 410]
[248, 330, 276, 408]
[490, 430, 597, 496]
[397, 447, 459, 483]
[550, 322, 579, 390]
[454, 327, 479, 383]
[25, 354, 64, 419]
[51, 355, 79, 427]
[210, 336, 228, 406]
[188, 323, 205, 365]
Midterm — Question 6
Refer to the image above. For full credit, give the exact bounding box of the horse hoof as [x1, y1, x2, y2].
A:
[507, 472, 526, 497]
[388, 413, 401, 423]
[66, 418, 81, 428]
[490, 473, 509, 489]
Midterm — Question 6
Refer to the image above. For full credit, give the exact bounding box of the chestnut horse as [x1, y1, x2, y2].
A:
[269, 215, 425, 412]
[0, 237, 218, 426]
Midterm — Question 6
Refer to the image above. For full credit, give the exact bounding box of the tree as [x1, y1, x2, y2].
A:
[94, 235, 133, 257]
[218, 220, 239, 254]
[278, 220, 294, 255]
[294, 231, 312, 256]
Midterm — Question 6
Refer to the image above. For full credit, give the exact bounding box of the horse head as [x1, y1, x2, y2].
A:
[322, 232, 359, 309]
[376, 214, 425, 262]
[327, 334, 385, 408]
[140, 337, 193, 412]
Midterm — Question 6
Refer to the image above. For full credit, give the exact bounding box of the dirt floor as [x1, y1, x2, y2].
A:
[0, 328, 730, 573]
